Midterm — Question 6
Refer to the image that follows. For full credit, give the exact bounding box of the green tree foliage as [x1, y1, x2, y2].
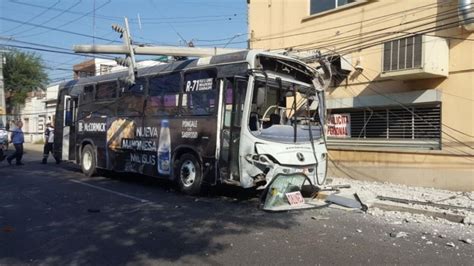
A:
[4, 50, 48, 107]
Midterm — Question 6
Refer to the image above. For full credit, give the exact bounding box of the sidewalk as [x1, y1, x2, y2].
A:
[327, 176, 474, 226]
[2, 143, 44, 163]
[23, 142, 44, 153]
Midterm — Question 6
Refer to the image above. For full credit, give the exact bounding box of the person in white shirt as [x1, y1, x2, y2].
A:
[42, 123, 59, 164]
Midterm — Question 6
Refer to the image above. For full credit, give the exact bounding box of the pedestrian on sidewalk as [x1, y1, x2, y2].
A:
[42, 122, 59, 164]
[7, 120, 25, 166]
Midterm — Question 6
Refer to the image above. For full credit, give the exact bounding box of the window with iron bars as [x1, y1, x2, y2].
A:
[327, 103, 441, 150]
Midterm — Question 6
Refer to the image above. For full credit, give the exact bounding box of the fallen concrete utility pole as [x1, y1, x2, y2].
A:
[73, 17, 244, 85]
[376, 196, 474, 212]
[73, 45, 244, 57]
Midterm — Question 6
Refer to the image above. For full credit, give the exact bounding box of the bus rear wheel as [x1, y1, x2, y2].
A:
[81, 144, 97, 177]
[176, 154, 203, 195]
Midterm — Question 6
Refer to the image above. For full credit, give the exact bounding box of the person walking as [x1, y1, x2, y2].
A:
[42, 122, 59, 164]
[7, 120, 25, 166]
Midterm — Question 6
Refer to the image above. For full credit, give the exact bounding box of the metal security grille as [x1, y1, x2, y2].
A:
[383, 35, 422, 72]
[328, 104, 441, 149]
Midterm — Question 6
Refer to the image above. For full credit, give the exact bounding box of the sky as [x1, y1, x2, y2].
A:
[0, 0, 248, 83]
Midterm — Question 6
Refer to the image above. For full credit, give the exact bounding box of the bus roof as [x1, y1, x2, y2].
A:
[58, 50, 315, 91]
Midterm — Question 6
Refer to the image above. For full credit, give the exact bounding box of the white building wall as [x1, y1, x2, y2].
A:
[45, 84, 59, 123]
[20, 93, 46, 143]
[17, 84, 59, 143]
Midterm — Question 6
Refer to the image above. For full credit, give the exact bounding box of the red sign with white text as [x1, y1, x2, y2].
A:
[327, 113, 351, 138]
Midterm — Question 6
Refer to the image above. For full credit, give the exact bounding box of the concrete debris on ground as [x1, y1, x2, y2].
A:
[463, 215, 474, 225]
[327, 177, 474, 226]
[390, 231, 408, 238]
[446, 242, 456, 247]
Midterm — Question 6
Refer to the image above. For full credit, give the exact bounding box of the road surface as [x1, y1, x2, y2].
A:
[0, 145, 472, 265]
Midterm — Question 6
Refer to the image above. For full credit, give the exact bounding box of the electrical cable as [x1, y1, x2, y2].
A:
[268, 3, 469, 53]
[0, 16, 119, 43]
[1, 0, 60, 34]
[250, 2, 444, 41]
[7, 0, 244, 23]
[1, 44, 115, 60]
[270, 5, 468, 53]
[18, 0, 112, 39]
[12, 0, 83, 37]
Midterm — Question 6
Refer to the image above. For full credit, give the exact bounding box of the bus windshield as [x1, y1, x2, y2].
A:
[249, 78, 323, 144]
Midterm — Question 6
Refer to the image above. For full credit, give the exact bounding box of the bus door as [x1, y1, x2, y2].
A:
[219, 77, 247, 180]
[63, 94, 78, 161]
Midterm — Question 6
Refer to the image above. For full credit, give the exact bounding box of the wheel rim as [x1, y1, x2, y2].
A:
[83, 150, 92, 171]
[180, 159, 196, 187]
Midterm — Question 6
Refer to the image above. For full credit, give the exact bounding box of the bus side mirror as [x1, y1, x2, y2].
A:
[256, 87, 266, 107]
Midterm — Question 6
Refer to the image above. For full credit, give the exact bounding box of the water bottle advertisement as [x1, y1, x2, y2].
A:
[157, 119, 171, 175]
[102, 115, 216, 178]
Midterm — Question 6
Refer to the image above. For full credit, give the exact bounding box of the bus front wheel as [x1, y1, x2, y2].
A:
[176, 154, 203, 195]
[81, 144, 97, 177]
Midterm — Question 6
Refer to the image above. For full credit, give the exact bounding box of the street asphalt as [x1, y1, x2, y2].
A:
[0, 144, 473, 265]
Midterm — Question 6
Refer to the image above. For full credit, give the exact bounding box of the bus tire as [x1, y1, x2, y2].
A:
[81, 144, 97, 177]
[176, 153, 203, 195]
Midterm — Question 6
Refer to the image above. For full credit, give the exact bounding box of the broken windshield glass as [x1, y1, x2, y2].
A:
[249, 79, 323, 143]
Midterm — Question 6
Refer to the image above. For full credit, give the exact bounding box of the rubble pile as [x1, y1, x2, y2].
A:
[327, 177, 474, 226]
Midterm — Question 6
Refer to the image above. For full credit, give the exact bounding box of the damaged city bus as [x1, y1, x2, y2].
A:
[54, 50, 331, 199]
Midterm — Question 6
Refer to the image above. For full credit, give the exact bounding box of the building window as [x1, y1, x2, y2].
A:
[100, 64, 114, 75]
[310, 0, 356, 15]
[327, 104, 441, 149]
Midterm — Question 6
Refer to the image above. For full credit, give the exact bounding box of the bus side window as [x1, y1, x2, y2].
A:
[182, 69, 217, 116]
[96, 81, 117, 100]
[64, 96, 77, 126]
[118, 78, 146, 116]
[223, 80, 233, 127]
[147, 73, 180, 116]
[83, 85, 94, 103]
[119, 78, 146, 97]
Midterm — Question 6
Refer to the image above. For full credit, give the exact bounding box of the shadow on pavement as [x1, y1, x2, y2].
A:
[0, 150, 297, 265]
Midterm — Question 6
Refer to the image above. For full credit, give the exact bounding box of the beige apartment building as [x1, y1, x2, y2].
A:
[248, 0, 473, 191]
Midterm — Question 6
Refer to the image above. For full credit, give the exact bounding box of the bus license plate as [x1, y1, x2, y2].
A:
[285, 191, 305, 206]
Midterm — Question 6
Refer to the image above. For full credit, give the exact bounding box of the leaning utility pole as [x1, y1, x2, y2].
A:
[111, 17, 137, 84]
[74, 17, 243, 84]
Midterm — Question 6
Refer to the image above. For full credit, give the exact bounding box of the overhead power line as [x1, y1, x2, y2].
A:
[0, 36, 72, 52]
[1, 44, 115, 60]
[17, 0, 112, 39]
[268, 4, 468, 52]
[12, 0, 83, 37]
[251, 2, 444, 42]
[2, 0, 60, 34]
[8, 0, 244, 23]
[0, 16, 120, 43]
